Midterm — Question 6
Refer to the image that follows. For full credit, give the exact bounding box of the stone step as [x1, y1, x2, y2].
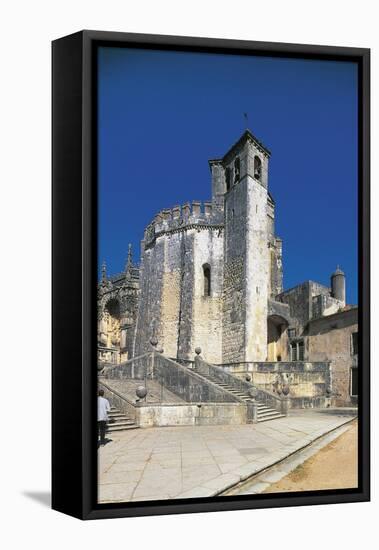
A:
[257, 408, 279, 414]
[257, 411, 284, 419]
[108, 413, 132, 419]
[257, 414, 285, 423]
[192, 371, 285, 421]
[107, 424, 139, 432]
[108, 419, 136, 426]
[105, 407, 139, 432]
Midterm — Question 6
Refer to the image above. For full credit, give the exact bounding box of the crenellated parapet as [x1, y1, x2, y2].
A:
[144, 200, 224, 247]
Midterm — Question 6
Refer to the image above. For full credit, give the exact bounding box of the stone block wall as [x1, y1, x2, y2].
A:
[191, 228, 224, 363]
[222, 257, 245, 362]
[305, 307, 358, 406]
[132, 237, 165, 356]
[222, 168, 248, 362]
[134, 202, 225, 361]
[136, 402, 247, 428]
[277, 282, 311, 329]
[245, 176, 269, 361]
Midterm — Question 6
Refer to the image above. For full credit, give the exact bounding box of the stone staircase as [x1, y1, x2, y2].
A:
[193, 369, 285, 423]
[107, 407, 139, 433]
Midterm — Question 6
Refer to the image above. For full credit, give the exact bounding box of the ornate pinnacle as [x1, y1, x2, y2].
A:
[125, 243, 133, 274]
[101, 261, 107, 283]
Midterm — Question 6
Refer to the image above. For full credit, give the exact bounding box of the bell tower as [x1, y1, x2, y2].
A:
[221, 130, 271, 362]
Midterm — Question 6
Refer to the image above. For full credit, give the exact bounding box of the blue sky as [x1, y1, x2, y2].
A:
[98, 47, 358, 305]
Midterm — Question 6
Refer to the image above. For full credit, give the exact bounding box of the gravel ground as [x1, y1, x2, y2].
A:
[264, 419, 358, 493]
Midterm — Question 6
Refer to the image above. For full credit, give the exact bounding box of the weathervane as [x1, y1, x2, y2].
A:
[243, 112, 249, 129]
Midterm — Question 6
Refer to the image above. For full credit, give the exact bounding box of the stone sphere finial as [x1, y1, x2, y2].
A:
[245, 374, 252, 382]
[150, 336, 158, 348]
[249, 386, 258, 399]
[136, 385, 147, 400]
[282, 385, 290, 396]
[158, 348, 164, 354]
[195, 347, 202, 355]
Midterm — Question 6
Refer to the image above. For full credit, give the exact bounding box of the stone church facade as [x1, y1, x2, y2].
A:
[98, 130, 358, 406]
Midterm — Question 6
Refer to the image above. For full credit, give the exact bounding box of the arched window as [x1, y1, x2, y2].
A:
[225, 167, 231, 191]
[203, 264, 211, 297]
[254, 155, 262, 181]
[234, 157, 240, 183]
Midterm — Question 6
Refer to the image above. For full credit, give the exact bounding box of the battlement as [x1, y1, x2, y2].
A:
[143, 200, 224, 246]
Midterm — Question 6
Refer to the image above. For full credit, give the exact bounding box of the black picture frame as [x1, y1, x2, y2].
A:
[52, 30, 370, 520]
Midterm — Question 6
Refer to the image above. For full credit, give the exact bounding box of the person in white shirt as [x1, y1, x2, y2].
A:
[98, 389, 111, 445]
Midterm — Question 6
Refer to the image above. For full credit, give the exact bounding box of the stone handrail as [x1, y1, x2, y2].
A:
[103, 352, 152, 379]
[254, 387, 287, 414]
[103, 351, 240, 404]
[217, 361, 331, 371]
[153, 353, 239, 403]
[196, 357, 286, 414]
[195, 357, 250, 393]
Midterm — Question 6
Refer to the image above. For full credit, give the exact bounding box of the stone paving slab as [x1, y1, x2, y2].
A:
[98, 411, 356, 503]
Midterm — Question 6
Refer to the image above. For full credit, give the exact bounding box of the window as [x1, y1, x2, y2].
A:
[254, 155, 262, 181]
[234, 157, 240, 183]
[288, 328, 296, 339]
[290, 340, 304, 361]
[298, 340, 304, 361]
[225, 167, 231, 191]
[351, 332, 358, 355]
[290, 342, 297, 361]
[203, 265, 211, 297]
[350, 367, 358, 396]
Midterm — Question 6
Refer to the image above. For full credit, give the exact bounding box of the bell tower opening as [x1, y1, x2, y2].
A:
[234, 157, 240, 183]
[254, 155, 262, 181]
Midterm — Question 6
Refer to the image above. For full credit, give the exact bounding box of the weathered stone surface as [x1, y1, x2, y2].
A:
[97, 411, 356, 503]
[98, 129, 358, 409]
[305, 307, 358, 406]
[136, 403, 247, 428]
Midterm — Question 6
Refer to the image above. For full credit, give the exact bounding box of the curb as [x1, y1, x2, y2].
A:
[174, 415, 357, 499]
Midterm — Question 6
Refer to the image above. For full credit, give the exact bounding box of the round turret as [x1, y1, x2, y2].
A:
[331, 266, 346, 305]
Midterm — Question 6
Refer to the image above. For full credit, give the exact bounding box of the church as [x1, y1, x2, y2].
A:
[98, 130, 358, 407]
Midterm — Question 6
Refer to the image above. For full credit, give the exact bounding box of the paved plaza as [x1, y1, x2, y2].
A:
[98, 411, 356, 503]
